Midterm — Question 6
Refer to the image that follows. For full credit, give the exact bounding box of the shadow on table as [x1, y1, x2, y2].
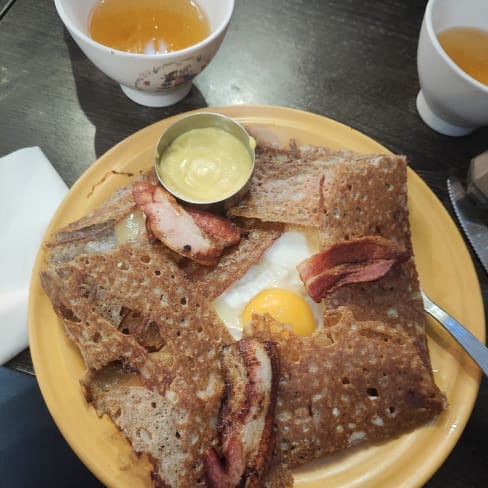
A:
[65, 30, 209, 160]
[0, 368, 104, 488]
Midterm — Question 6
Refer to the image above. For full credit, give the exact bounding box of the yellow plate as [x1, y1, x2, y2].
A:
[29, 105, 484, 487]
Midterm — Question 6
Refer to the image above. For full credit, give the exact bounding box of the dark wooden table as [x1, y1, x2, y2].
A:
[1, 0, 487, 486]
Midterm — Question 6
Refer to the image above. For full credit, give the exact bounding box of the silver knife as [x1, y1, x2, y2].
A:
[447, 176, 488, 273]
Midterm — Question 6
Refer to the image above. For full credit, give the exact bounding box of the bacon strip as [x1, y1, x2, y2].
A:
[185, 207, 241, 249]
[297, 236, 411, 302]
[132, 182, 240, 266]
[206, 339, 279, 488]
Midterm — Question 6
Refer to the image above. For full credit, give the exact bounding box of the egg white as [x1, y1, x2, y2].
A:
[213, 230, 324, 339]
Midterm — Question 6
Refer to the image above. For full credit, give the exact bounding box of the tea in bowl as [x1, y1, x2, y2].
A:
[416, 0, 488, 136]
[54, 0, 234, 107]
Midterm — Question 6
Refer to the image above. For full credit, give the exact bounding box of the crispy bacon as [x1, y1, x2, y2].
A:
[206, 339, 279, 488]
[297, 236, 411, 302]
[132, 182, 240, 266]
[185, 207, 241, 249]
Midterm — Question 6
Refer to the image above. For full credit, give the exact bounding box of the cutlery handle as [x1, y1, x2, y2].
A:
[422, 292, 488, 377]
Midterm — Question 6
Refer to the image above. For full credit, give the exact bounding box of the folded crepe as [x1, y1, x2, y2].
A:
[39, 139, 445, 487]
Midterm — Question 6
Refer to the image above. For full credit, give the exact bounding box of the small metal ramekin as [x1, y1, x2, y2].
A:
[154, 112, 255, 210]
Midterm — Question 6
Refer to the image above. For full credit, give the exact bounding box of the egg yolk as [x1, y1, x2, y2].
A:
[242, 288, 316, 336]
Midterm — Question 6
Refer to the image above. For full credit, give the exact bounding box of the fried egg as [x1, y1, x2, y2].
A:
[213, 230, 324, 339]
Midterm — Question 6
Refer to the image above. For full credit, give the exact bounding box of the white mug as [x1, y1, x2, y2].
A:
[416, 0, 488, 136]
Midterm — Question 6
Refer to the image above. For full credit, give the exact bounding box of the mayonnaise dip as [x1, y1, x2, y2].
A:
[158, 127, 253, 203]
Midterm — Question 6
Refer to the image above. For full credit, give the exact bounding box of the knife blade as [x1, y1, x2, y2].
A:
[447, 176, 488, 274]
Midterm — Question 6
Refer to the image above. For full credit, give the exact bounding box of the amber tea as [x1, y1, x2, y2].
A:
[437, 26, 488, 86]
[89, 0, 210, 55]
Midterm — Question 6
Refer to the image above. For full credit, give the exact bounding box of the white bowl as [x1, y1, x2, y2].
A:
[416, 0, 488, 136]
[54, 0, 234, 107]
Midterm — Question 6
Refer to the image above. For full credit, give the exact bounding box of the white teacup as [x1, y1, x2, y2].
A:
[54, 0, 234, 107]
[416, 0, 488, 136]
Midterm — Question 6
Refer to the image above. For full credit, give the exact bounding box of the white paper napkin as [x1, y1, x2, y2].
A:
[0, 147, 68, 365]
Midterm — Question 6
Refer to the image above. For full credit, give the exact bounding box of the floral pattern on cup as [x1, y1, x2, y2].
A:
[135, 55, 211, 91]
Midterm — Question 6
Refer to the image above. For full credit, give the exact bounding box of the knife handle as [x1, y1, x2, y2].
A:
[422, 291, 488, 377]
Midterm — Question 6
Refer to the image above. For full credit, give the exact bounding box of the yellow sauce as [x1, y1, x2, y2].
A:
[158, 127, 253, 203]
